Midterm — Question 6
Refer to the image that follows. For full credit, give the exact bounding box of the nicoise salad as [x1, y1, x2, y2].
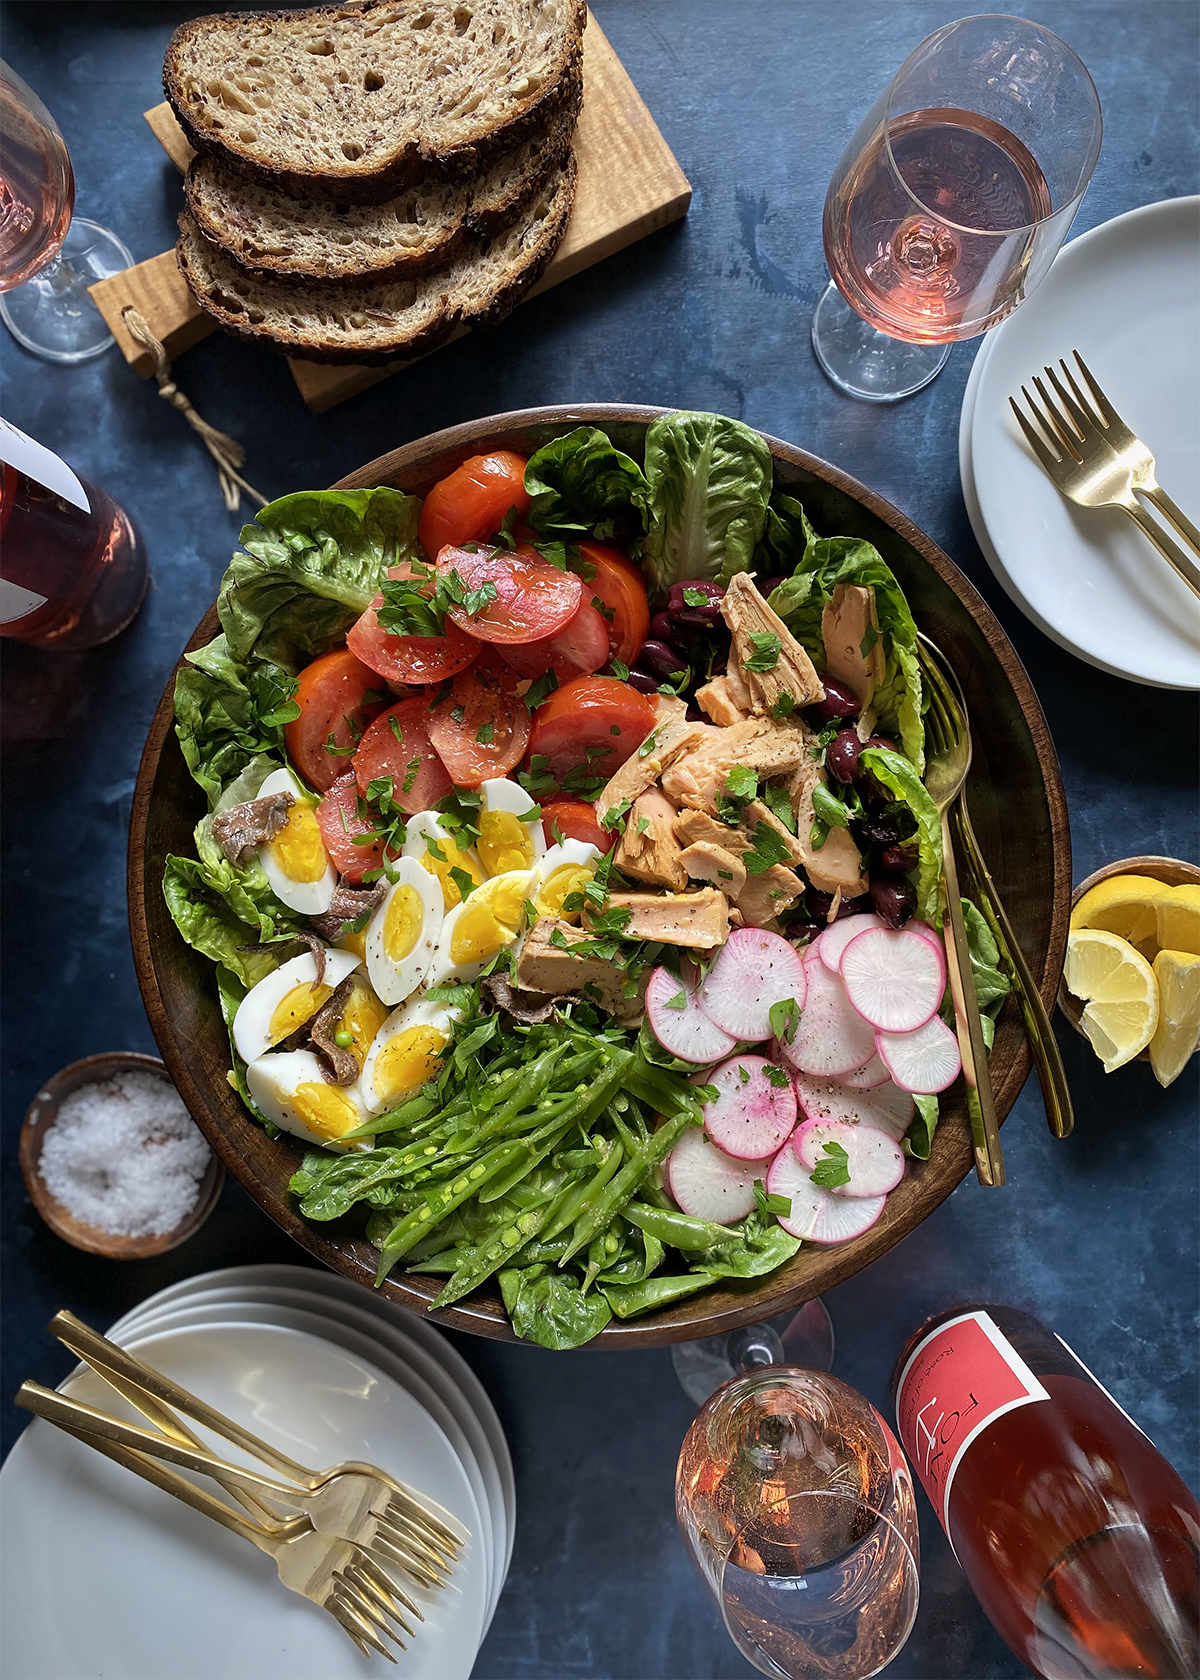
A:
[166, 411, 1008, 1347]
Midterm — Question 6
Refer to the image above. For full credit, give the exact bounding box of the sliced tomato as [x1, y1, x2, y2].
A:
[316, 773, 397, 885]
[284, 649, 388, 794]
[578, 540, 650, 666]
[418, 451, 531, 559]
[352, 697, 453, 813]
[494, 598, 611, 684]
[427, 656, 531, 786]
[435, 543, 581, 645]
[347, 586, 479, 687]
[541, 799, 615, 855]
[527, 675, 658, 793]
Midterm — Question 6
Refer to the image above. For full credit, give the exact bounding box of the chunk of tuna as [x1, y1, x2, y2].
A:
[735, 863, 805, 929]
[787, 753, 869, 897]
[721, 572, 824, 714]
[694, 674, 749, 727]
[514, 918, 643, 1025]
[661, 716, 809, 814]
[595, 715, 708, 823]
[822, 583, 885, 706]
[678, 840, 747, 898]
[595, 888, 730, 949]
[613, 790, 688, 890]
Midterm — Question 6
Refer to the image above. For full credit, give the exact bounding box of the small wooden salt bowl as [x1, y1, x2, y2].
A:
[1059, 856, 1200, 1060]
[20, 1052, 224, 1258]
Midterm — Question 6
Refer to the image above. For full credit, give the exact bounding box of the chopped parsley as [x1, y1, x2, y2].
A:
[764, 1063, 791, 1089]
[476, 720, 495, 744]
[743, 631, 782, 673]
[601, 799, 632, 831]
[450, 705, 466, 724]
[810, 1140, 851, 1189]
[768, 997, 800, 1045]
[636, 815, 650, 835]
[519, 755, 559, 797]
[448, 866, 476, 902]
[664, 990, 688, 1011]
[592, 595, 615, 623]
[761, 779, 797, 834]
[753, 1179, 792, 1219]
[682, 587, 710, 607]
[771, 690, 795, 719]
[859, 624, 879, 658]
[376, 560, 498, 637]
[402, 756, 423, 795]
[637, 730, 659, 759]
[525, 671, 559, 709]
[811, 782, 851, 830]
[610, 658, 630, 681]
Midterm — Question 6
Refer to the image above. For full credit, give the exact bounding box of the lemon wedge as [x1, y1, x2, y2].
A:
[1064, 928, 1159, 1073]
[1154, 884, 1200, 957]
[1148, 949, 1200, 1088]
[1071, 874, 1166, 953]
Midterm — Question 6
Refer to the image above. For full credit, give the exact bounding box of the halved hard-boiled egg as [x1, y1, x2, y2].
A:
[256, 767, 336, 915]
[532, 839, 601, 923]
[477, 778, 545, 877]
[246, 1050, 369, 1149]
[402, 810, 485, 912]
[365, 857, 444, 1006]
[233, 948, 361, 1064]
[359, 996, 460, 1115]
[425, 868, 533, 985]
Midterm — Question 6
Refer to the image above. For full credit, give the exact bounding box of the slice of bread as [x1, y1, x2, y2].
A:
[164, 0, 587, 204]
[182, 91, 576, 283]
[176, 152, 575, 363]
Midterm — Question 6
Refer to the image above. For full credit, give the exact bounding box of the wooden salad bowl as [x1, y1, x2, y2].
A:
[129, 404, 1071, 1347]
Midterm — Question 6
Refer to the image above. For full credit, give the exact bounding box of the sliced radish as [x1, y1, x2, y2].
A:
[841, 927, 945, 1033]
[698, 928, 808, 1044]
[819, 913, 889, 973]
[645, 964, 737, 1064]
[781, 957, 876, 1077]
[666, 1124, 770, 1224]
[842, 1053, 890, 1089]
[793, 1118, 905, 1198]
[790, 1070, 915, 1142]
[876, 1014, 961, 1094]
[908, 921, 944, 953]
[701, 1055, 797, 1160]
[767, 1143, 886, 1244]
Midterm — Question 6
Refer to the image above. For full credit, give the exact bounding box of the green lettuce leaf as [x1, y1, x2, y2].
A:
[859, 745, 942, 925]
[961, 898, 1011, 1015]
[690, 1220, 801, 1279]
[214, 964, 275, 1131]
[504, 1265, 614, 1349]
[905, 1093, 939, 1160]
[641, 411, 772, 596]
[162, 856, 282, 989]
[523, 426, 649, 538]
[192, 755, 297, 940]
[174, 636, 300, 809]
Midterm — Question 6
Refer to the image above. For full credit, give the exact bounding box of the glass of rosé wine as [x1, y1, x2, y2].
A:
[812, 14, 1102, 402]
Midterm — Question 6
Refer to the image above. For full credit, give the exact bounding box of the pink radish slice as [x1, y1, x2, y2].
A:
[701, 1055, 798, 1160]
[698, 928, 807, 1043]
[876, 1014, 961, 1094]
[781, 957, 876, 1077]
[841, 1053, 890, 1089]
[819, 913, 888, 973]
[790, 1070, 915, 1142]
[666, 1124, 770, 1224]
[767, 1143, 886, 1243]
[908, 921, 943, 953]
[840, 927, 945, 1033]
[645, 964, 737, 1064]
[793, 1118, 905, 1198]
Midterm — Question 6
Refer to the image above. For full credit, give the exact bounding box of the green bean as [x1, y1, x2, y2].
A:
[404, 1247, 470, 1274]
[539, 1140, 623, 1243]
[583, 1218, 625, 1292]
[374, 1139, 526, 1277]
[510, 1234, 573, 1267]
[477, 1110, 583, 1205]
[602, 1271, 715, 1319]
[560, 1107, 696, 1265]
[623, 1199, 740, 1251]
[433, 1201, 556, 1308]
[343, 1088, 441, 1141]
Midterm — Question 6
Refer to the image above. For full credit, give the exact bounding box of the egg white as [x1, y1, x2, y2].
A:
[532, 839, 601, 915]
[256, 766, 337, 915]
[425, 868, 534, 986]
[401, 809, 485, 912]
[246, 1049, 369, 1150]
[358, 996, 461, 1115]
[477, 777, 545, 877]
[233, 948, 361, 1064]
[364, 857, 444, 1006]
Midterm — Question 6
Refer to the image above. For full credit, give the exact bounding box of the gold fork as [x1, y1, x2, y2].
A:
[1009, 352, 1200, 600]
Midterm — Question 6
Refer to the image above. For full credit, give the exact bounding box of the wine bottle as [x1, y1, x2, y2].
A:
[893, 1305, 1199, 1679]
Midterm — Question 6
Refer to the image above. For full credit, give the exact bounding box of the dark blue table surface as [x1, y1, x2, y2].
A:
[2, 4, 1197, 1676]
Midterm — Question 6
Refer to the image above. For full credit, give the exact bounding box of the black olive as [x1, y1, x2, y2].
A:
[625, 669, 660, 695]
[667, 580, 724, 613]
[648, 610, 675, 644]
[870, 874, 918, 929]
[638, 640, 688, 681]
[804, 678, 861, 726]
[880, 844, 916, 873]
[826, 728, 862, 785]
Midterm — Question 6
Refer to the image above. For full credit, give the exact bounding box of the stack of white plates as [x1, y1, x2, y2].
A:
[1, 1265, 514, 1680]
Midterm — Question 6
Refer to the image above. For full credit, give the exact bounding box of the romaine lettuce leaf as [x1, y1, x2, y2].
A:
[905, 1093, 939, 1160]
[961, 898, 1011, 1016]
[641, 410, 772, 596]
[192, 755, 296, 939]
[214, 964, 275, 1130]
[161, 856, 281, 989]
[859, 745, 942, 925]
[523, 426, 649, 538]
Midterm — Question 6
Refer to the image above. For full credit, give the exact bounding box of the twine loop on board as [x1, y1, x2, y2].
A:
[121, 306, 268, 514]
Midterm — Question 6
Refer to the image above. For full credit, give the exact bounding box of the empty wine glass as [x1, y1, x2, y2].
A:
[0, 59, 133, 361]
[812, 14, 1102, 402]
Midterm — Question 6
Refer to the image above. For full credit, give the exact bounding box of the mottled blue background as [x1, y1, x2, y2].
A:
[2, 4, 1197, 1676]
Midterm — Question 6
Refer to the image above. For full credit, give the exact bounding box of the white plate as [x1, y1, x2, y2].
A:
[1, 1321, 485, 1680]
[961, 196, 1200, 688]
[112, 1286, 507, 1630]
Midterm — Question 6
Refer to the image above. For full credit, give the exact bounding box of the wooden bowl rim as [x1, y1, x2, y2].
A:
[20, 1052, 225, 1259]
[128, 402, 1071, 1345]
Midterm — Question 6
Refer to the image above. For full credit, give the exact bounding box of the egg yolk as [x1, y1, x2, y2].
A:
[419, 837, 485, 911]
[269, 982, 333, 1045]
[336, 926, 368, 961]
[266, 802, 327, 883]
[477, 810, 534, 876]
[373, 1026, 449, 1105]
[383, 884, 423, 962]
[450, 878, 527, 965]
[292, 1081, 361, 1141]
[338, 981, 389, 1066]
[535, 863, 595, 922]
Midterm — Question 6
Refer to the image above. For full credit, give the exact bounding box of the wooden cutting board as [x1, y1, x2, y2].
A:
[88, 13, 690, 413]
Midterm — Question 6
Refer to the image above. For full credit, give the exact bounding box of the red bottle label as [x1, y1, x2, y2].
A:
[895, 1310, 1049, 1540]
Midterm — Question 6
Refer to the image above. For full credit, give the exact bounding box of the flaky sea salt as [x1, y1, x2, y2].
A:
[39, 1070, 213, 1237]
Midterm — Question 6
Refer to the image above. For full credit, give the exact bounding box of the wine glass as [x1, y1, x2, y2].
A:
[0, 59, 134, 362]
[677, 1365, 920, 1680]
[812, 14, 1102, 402]
[672, 1299, 836, 1406]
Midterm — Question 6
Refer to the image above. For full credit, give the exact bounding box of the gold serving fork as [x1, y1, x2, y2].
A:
[916, 635, 1005, 1187]
[918, 635, 1073, 1142]
[1009, 351, 1200, 600]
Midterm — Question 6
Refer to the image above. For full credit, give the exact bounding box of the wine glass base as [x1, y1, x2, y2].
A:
[1, 219, 133, 363]
[671, 1300, 836, 1406]
[811, 280, 951, 402]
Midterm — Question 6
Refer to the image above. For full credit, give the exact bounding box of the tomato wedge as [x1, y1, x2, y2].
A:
[435, 543, 581, 644]
[316, 773, 397, 885]
[284, 648, 389, 793]
[578, 540, 650, 666]
[418, 451, 531, 559]
[495, 598, 611, 684]
[527, 676, 657, 794]
[427, 656, 531, 786]
[352, 697, 453, 813]
[541, 800, 615, 855]
[346, 569, 480, 686]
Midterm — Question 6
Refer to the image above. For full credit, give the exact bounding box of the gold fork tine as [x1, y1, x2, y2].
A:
[1070, 350, 1118, 426]
[1010, 392, 1069, 477]
[1030, 373, 1082, 454]
[1044, 362, 1095, 441]
[331, 1593, 399, 1661]
[349, 1565, 417, 1637]
[337, 1579, 408, 1651]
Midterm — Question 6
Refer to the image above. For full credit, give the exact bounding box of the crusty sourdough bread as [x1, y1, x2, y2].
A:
[164, 0, 586, 204]
[182, 92, 576, 282]
[176, 152, 575, 362]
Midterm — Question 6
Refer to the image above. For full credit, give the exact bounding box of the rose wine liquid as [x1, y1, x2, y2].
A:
[825, 107, 1053, 343]
[0, 80, 73, 290]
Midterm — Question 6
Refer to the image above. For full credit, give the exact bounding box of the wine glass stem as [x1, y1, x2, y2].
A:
[729, 1325, 785, 1371]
